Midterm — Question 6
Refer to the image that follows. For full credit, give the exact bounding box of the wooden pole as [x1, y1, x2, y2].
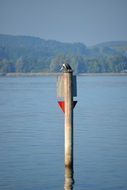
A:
[64, 71, 73, 169]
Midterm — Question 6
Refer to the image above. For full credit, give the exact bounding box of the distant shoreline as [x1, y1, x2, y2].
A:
[0, 72, 127, 77]
[78, 72, 127, 76]
[0, 72, 60, 77]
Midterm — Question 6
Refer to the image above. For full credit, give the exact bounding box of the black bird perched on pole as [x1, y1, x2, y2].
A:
[60, 63, 73, 72]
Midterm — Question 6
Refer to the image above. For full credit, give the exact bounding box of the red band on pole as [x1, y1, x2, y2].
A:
[58, 101, 77, 113]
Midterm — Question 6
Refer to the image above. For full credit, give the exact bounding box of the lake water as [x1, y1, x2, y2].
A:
[0, 76, 127, 190]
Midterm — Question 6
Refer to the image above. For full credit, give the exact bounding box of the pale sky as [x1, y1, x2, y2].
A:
[0, 0, 127, 46]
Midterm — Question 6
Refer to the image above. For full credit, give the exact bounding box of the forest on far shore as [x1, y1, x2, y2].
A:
[0, 34, 127, 74]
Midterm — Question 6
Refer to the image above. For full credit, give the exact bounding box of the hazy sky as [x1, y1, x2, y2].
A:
[0, 0, 127, 45]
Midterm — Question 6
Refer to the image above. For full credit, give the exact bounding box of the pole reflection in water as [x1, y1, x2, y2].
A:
[64, 167, 74, 190]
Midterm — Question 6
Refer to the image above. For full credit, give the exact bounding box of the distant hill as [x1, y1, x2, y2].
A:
[0, 34, 127, 73]
[95, 41, 127, 47]
[94, 41, 127, 56]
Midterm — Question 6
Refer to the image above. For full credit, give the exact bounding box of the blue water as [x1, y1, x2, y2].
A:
[0, 76, 127, 190]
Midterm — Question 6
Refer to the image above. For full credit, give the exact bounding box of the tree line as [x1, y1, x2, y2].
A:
[0, 34, 127, 73]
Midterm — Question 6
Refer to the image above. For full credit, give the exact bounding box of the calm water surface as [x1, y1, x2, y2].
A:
[0, 76, 127, 190]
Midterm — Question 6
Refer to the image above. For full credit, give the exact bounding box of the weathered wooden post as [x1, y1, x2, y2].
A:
[57, 64, 77, 169]
[64, 70, 73, 168]
[57, 63, 77, 170]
